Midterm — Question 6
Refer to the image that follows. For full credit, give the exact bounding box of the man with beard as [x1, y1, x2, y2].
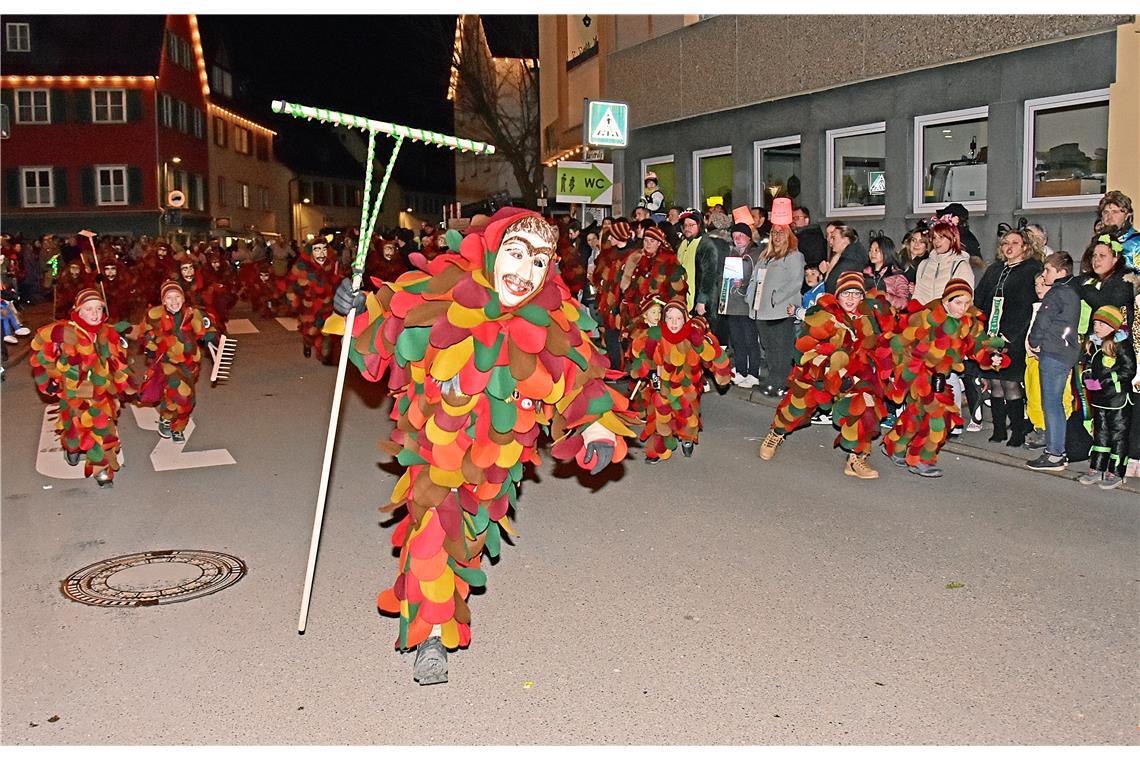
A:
[334, 208, 636, 685]
[286, 238, 340, 362]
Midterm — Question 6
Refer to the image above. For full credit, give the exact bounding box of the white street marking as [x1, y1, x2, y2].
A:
[225, 318, 259, 334]
[130, 406, 236, 471]
[35, 406, 123, 479]
[275, 317, 299, 332]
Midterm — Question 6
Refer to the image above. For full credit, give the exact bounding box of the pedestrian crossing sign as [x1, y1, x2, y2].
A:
[588, 100, 628, 147]
[869, 171, 886, 195]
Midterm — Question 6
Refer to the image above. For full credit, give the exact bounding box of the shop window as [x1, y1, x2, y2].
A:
[691, 147, 732, 212]
[1023, 89, 1108, 208]
[914, 107, 988, 214]
[752, 136, 801, 209]
[826, 122, 886, 217]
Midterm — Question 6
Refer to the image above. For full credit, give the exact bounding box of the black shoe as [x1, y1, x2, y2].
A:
[412, 636, 448, 685]
[157, 419, 172, 439]
[645, 456, 661, 465]
[171, 429, 186, 444]
[303, 346, 312, 358]
[1026, 452, 1068, 471]
[94, 471, 114, 488]
[65, 449, 81, 466]
[681, 441, 694, 458]
[988, 398, 1007, 442]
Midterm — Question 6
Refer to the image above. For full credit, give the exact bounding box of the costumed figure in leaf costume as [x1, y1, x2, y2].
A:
[758, 272, 888, 479]
[139, 280, 218, 444]
[640, 298, 732, 463]
[589, 220, 637, 372]
[341, 208, 637, 685]
[625, 294, 664, 415]
[618, 226, 688, 334]
[881, 278, 1008, 478]
[29, 288, 134, 487]
[286, 238, 340, 362]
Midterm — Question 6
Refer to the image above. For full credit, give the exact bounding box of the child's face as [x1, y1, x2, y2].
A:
[945, 295, 971, 319]
[1034, 274, 1050, 299]
[644, 304, 662, 327]
[664, 307, 685, 332]
[1092, 320, 1114, 339]
[804, 267, 821, 287]
[1042, 264, 1066, 286]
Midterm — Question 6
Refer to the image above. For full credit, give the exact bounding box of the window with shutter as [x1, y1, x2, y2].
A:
[21, 166, 54, 207]
[53, 167, 68, 207]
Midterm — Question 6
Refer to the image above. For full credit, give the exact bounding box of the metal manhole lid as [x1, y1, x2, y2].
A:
[61, 549, 246, 607]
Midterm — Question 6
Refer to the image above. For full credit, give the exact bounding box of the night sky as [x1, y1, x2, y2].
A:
[196, 14, 534, 194]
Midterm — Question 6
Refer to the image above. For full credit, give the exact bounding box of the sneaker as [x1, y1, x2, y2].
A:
[412, 636, 448, 685]
[64, 449, 81, 466]
[739, 376, 759, 388]
[1076, 469, 1102, 486]
[880, 413, 897, 430]
[157, 419, 172, 439]
[703, 380, 712, 392]
[758, 431, 785, 461]
[907, 462, 943, 478]
[731, 371, 746, 385]
[810, 412, 832, 426]
[1022, 428, 1046, 450]
[844, 452, 879, 479]
[2, 335, 16, 345]
[950, 426, 964, 438]
[880, 443, 907, 467]
[14, 326, 30, 336]
[1026, 452, 1069, 471]
[645, 456, 662, 465]
[171, 429, 186, 444]
[94, 471, 114, 489]
[965, 420, 983, 433]
[1098, 473, 1124, 490]
[680, 441, 694, 458]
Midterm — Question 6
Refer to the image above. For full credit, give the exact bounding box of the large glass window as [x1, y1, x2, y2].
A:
[639, 154, 674, 211]
[15, 89, 49, 124]
[1023, 89, 1108, 208]
[826, 123, 885, 217]
[914, 107, 988, 214]
[753, 136, 801, 209]
[21, 167, 53, 207]
[692, 147, 732, 212]
[96, 165, 127, 205]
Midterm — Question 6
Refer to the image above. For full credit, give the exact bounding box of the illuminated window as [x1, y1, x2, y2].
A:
[826, 122, 886, 217]
[914, 107, 988, 214]
[752, 136, 801, 210]
[1023, 89, 1109, 209]
[175, 100, 188, 133]
[239, 182, 250, 209]
[691, 146, 732, 211]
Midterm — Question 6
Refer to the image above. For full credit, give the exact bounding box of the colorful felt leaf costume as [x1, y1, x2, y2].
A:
[29, 313, 132, 479]
[769, 294, 887, 454]
[140, 303, 217, 433]
[590, 243, 630, 333]
[882, 299, 1007, 466]
[625, 319, 662, 415]
[286, 246, 341, 361]
[347, 209, 636, 653]
[640, 311, 732, 461]
[620, 248, 688, 331]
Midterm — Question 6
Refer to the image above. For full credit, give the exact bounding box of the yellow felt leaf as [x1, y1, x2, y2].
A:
[497, 516, 517, 536]
[429, 465, 465, 488]
[426, 415, 459, 446]
[447, 302, 488, 329]
[410, 364, 426, 384]
[420, 567, 455, 603]
[495, 440, 524, 468]
[430, 336, 474, 381]
[597, 411, 636, 438]
[542, 375, 566, 404]
[391, 471, 412, 502]
[442, 395, 480, 416]
[440, 619, 460, 649]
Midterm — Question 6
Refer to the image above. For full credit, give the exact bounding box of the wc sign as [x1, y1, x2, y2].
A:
[555, 161, 614, 205]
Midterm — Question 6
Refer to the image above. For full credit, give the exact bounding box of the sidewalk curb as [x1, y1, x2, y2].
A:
[723, 383, 1140, 495]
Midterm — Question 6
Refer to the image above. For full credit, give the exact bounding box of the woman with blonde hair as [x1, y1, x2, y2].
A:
[747, 199, 805, 396]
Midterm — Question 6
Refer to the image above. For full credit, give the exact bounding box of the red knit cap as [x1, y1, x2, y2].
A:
[642, 226, 670, 248]
[835, 271, 866, 294]
[941, 278, 973, 303]
[610, 221, 632, 243]
[73, 288, 104, 309]
[160, 279, 185, 300]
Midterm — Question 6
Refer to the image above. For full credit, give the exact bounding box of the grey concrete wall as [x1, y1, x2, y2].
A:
[621, 31, 1119, 258]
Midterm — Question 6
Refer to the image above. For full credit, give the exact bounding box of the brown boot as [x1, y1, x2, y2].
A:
[758, 431, 785, 460]
[844, 452, 879, 479]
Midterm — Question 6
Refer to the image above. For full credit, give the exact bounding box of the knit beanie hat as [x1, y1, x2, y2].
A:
[835, 271, 866, 295]
[642, 226, 670, 248]
[160, 280, 185, 300]
[74, 288, 104, 309]
[730, 222, 753, 239]
[1092, 305, 1125, 331]
[610, 221, 632, 243]
[678, 209, 703, 228]
[941, 277, 973, 303]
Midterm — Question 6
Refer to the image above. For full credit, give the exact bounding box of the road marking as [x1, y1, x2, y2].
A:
[130, 406, 236, 471]
[275, 317, 299, 332]
[225, 318, 259, 334]
[36, 407, 123, 479]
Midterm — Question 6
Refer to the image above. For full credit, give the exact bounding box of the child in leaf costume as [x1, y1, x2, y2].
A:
[286, 239, 340, 362]
[881, 278, 1007, 478]
[139, 280, 217, 443]
[619, 226, 688, 331]
[343, 208, 636, 685]
[758, 272, 887, 479]
[29, 288, 133, 487]
[625, 294, 664, 415]
[640, 298, 732, 463]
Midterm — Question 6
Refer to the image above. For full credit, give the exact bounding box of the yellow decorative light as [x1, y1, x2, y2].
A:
[209, 103, 277, 137]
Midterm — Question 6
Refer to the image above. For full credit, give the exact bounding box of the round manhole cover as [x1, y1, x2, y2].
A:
[61, 550, 246, 607]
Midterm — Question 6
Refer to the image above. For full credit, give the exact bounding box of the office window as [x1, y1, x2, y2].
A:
[21, 167, 53, 207]
[6, 23, 30, 52]
[914, 107, 988, 214]
[217, 176, 227, 206]
[175, 100, 188, 133]
[1023, 89, 1109, 209]
[826, 122, 886, 217]
[752, 136, 801, 209]
[691, 146, 732, 211]
[239, 182, 249, 209]
[213, 115, 228, 147]
[92, 89, 127, 124]
[96, 165, 127, 205]
[234, 126, 252, 155]
[14, 88, 49, 124]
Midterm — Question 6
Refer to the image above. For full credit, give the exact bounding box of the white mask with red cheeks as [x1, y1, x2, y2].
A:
[493, 227, 554, 308]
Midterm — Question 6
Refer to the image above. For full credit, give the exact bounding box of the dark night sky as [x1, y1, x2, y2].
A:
[196, 14, 535, 194]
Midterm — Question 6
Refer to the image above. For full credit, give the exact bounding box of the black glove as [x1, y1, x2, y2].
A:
[44, 379, 61, 395]
[333, 277, 365, 316]
[582, 440, 614, 475]
[649, 371, 661, 390]
[931, 373, 947, 393]
[144, 349, 156, 362]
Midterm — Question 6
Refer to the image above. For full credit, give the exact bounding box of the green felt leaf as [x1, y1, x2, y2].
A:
[586, 393, 613, 417]
[474, 333, 505, 372]
[396, 448, 427, 466]
[471, 505, 490, 535]
[487, 366, 516, 399]
[453, 564, 487, 587]
[395, 326, 430, 362]
[484, 522, 501, 558]
[508, 461, 523, 483]
[566, 346, 589, 370]
[490, 396, 517, 433]
[484, 296, 502, 320]
[516, 304, 550, 326]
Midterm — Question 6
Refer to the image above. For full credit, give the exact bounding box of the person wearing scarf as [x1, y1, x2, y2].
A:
[29, 288, 134, 487]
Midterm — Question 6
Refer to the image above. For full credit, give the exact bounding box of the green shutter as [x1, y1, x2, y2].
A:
[127, 166, 143, 206]
[126, 90, 143, 123]
[53, 168, 68, 207]
[51, 90, 67, 124]
[2, 88, 15, 116]
[81, 167, 95, 206]
[75, 90, 92, 123]
[5, 169, 21, 209]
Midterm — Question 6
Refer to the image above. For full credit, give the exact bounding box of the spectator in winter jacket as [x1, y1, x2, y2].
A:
[913, 218, 974, 305]
[821, 223, 870, 293]
[792, 206, 828, 269]
[937, 203, 983, 269]
[676, 209, 720, 318]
